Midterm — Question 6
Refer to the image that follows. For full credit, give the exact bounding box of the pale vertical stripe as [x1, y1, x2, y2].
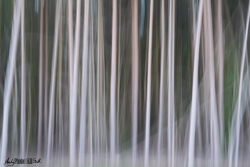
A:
[144, 0, 154, 166]
[37, 0, 44, 158]
[79, 0, 89, 165]
[188, 0, 204, 166]
[21, 0, 26, 159]
[132, 0, 139, 164]
[1, 0, 22, 163]
[110, 0, 117, 159]
[70, 0, 82, 163]
[46, 0, 61, 163]
[234, 1, 250, 166]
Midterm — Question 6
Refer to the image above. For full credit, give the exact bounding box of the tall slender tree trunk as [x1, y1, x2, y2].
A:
[188, 0, 204, 166]
[157, 0, 165, 162]
[216, 0, 224, 156]
[12, 71, 18, 157]
[88, 6, 95, 164]
[37, 0, 44, 158]
[70, 0, 81, 163]
[0, 0, 22, 163]
[97, 0, 104, 154]
[234, 1, 250, 166]
[67, 0, 74, 160]
[46, 0, 61, 163]
[131, 0, 139, 164]
[172, 1, 176, 165]
[144, 0, 154, 166]
[167, 0, 176, 165]
[167, 0, 172, 162]
[57, 9, 63, 160]
[204, 0, 220, 165]
[43, 0, 49, 157]
[116, 0, 122, 158]
[110, 0, 117, 159]
[20, 0, 26, 158]
[79, 0, 89, 164]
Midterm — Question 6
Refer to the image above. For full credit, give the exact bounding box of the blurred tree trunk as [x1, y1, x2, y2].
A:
[203, 0, 220, 164]
[79, 0, 89, 164]
[43, 0, 49, 157]
[214, 0, 224, 156]
[47, 0, 61, 162]
[131, 0, 139, 163]
[20, 0, 26, 158]
[188, 0, 204, 166]
[110, 0, 117, 159]
[144, 0, 153, 166]
[37, 0, 44, 157]
[157, 0, 165, 161]
[0, 0, 22, 163]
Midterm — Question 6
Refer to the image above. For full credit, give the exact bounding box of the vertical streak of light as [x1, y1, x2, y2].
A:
[205, 0, 220, 165]
[97, 0, 101, 154]
[234, 1, 250, 166]
[89, 1, 94, 165]
[0, 0, 22, 163]
[46, 0, 61, 163]
[67, 0, 74, 160]
[70, 0, 81, 163]
[132, 0, 139, 164]
[188, 0, 204, 167]
[37, 0, 44, 158]
[44, 0, 49, 157]
[79, 0, 89, 164]
[144, 0, 154, 166]
[167, 0, 172, 164]
[57, 6, 63, 160]
[217, 0, 224, 156]
[89, 4, 94, 164]
[110, 0, 117, 159]
[21, 0, 26, 159]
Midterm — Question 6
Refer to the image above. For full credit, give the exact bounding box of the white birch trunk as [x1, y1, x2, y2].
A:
[88, 10, 94, 165]
[144, 0, 154, 166]
[188, 0, 204, 166]
[67, 0, 74, 160]
[89, 3, 94, 165]
[70, 0, 81, 163]
[216, 0, 224, 154]
[46, 0, 61, 163]
[204, 0, 221, 164]
[110, 0, 117, 159]
[79, 0, 89, 164]
[132, 0, 139, 164]
[0, 0, 22, 163]
[37, 0, 44, 158]
[20, 0, 26, 158]
[234, 1, 250, 166]
[167, 0, 176, 164]
[43, 0, 49, 157]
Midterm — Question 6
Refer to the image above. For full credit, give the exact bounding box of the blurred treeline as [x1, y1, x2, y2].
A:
[1, 0, 250, 162]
